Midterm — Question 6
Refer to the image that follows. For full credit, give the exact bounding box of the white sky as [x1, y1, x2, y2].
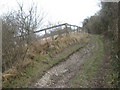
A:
[0, 0, 101, 28]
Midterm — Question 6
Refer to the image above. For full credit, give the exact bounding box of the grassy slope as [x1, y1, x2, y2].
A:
[71, 35, 104, 88]
[3, 34, 89, 88]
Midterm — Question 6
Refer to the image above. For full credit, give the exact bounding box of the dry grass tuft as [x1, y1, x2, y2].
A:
[2, 33, 89, 85]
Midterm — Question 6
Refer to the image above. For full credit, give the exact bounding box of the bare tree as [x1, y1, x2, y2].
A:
[2, 1, 44, 72]
[15, 2, 44, 62]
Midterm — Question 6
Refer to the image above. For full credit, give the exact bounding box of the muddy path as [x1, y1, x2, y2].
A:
[34, 36, 98, 88]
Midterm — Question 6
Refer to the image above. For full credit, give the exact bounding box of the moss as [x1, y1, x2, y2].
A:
[71, 35, 104, 88]
[3, 34, 89, 88]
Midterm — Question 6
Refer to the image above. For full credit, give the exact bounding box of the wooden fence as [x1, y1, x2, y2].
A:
[34, 23, 82, 39]
[15, 23, 83, 42]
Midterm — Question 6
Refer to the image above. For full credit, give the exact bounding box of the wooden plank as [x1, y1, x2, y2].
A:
[33, 23, 67, 33]
[15, 23, 82, 38]
[34, 23, 81, 33]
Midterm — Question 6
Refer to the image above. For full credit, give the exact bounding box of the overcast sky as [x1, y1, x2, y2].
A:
[0, 0, 101, 28]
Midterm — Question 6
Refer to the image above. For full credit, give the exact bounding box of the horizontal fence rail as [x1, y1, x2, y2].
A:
[33, 23, 81, 33]
[15, 23, 83, 39]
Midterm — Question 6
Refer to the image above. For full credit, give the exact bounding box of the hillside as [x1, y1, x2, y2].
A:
[2, 33, 114, 88]
[3, 33, 89, 88]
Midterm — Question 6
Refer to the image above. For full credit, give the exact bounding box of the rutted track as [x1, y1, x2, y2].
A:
[34, 36, 98, 88]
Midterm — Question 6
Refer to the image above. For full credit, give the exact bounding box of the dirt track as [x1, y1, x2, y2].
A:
[34, 36, 99, 88]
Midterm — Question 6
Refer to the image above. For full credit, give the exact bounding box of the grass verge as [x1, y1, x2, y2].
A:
[71, 35, 104, 88]
[3, 35, 89, 88]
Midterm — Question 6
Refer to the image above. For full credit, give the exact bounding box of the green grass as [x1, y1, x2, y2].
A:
[103, 38, 119, 88]
[71, 35, 104, 88]
[3, 37, 88, 88]
[3, 55, 50, 88]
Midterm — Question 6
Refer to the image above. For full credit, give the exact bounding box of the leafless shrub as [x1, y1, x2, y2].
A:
[2, 1, 44, 72]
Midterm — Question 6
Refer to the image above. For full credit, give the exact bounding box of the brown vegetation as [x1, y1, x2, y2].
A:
[82, 2, 120, 87]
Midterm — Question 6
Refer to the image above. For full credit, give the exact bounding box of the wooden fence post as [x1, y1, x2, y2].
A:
[77, 26, 79, 33]
[45, 29, 47, 43]
[74, 26, 75, 34]
[65, 24, 68, 36]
